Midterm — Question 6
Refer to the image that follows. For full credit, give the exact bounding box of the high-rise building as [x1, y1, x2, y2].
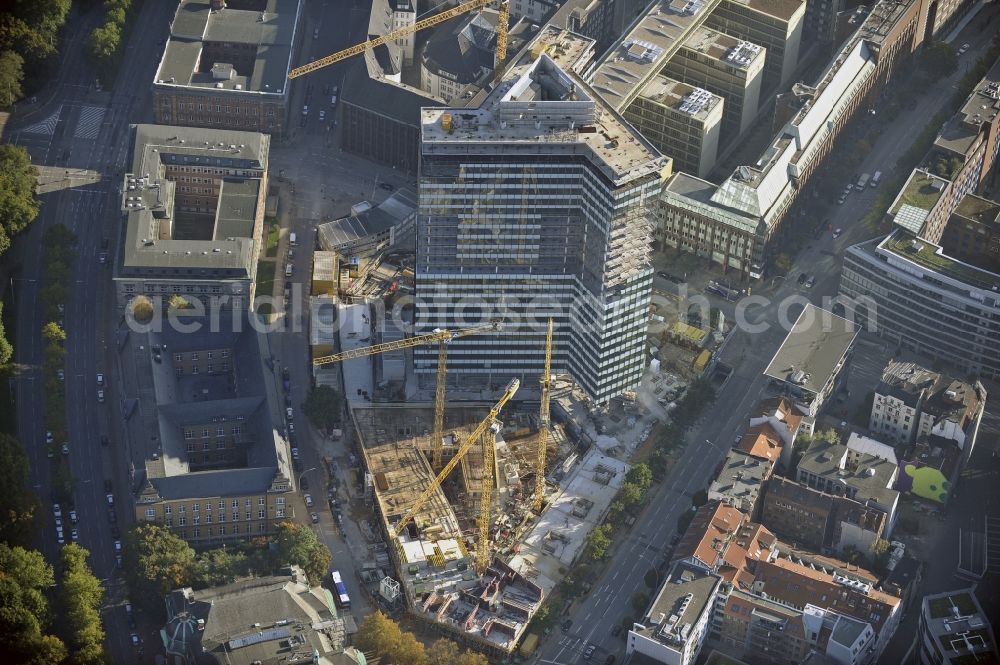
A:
[415, 46, 668, 403]
[705, 0, 806, 93]
[664, 27, 766, 144]
[624, 76, 725, 177]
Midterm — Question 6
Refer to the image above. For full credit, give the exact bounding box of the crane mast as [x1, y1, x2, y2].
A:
[534, 318, 553, 512]
[391, 379, 520, 568]
[477, 421, 498, 572]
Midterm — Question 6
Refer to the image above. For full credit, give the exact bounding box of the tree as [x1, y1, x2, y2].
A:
[0, 145, 41, 256]
[0, 302, 12, 366]
[631, 591, 650, 614]
[123, 524, 196, 618]
[58, 544, 105, 665]
[677, 508, 695, 534]
[773, 253, 793, 275]
[129, 295, 155, 324]
[427, 639, 459, 664]
[0, 543, 68, 663]
[356, 611, 427, 665]
[625, 463, 652, 492]
[455, 651, 490, 665]
[272, 522, 332, 585]
[195, 547, 248, 588]
[0, 433, 36, 545]
[919, 41, 958, 80]
[619, 482, 644, 507]
[0, 50, 24, 107]
[41, 322, 65, 344]
[86, 23, 120, 61]
[585, 524, 612, 560]
[691, 489, 708, 507]
[302, 385, 343, 433]
[167, 294, 192, 310]
[644, 567, 660, 589]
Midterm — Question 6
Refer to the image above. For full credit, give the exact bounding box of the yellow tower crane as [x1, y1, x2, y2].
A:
[288, 0, 509, 81]
[313, 321, 502, 467]
[391, 378, 520, 573]
[534, 318, 553, 512]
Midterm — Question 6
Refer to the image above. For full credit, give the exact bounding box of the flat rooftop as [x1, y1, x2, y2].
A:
[880, 230, 1000, 292]
[763, 303, 857, 396]
[422, 51, 665, 186]
[317, 189, 417, 251]
[727, 0, 805, 20]
[119, 124, 268, 275]
[632, 562, 721, 647]
[586, 0, 723, 111]
[797, 437, 899, 508]
[639, 75, 724, 122]
[922, 589, 998, 663]
[679, 26, 764, 71]
[155, 0, 302, 96]
[953, 193, 1000, 228]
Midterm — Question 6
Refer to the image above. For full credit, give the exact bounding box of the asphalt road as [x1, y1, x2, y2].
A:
[6, 1, 177, 661]
[536, 11, 1000, 665]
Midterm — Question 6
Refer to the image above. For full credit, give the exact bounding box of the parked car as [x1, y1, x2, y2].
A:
[61, 443, 69, 456]
[837, 194, 847, 205]
[71, 529, 79, 542]
[583, 644, 596, 660]
[97, 389, 105, 403]
[46, 431, 54, 444]
[958, 43, 970, 55]
[832, 228, 843, 239]
[108, 507, 117, 524]
[114, 540, 122, 553]
[319, 110, 326, 121]
[797, 272, 807, 285]
[304, 494, 313, 507]
[96, 373, 104, 387]
[130, 633, 141, 648]
[561, 618, 573, 633]
[311, 513, 319, 524]
[69, 510, 78, 524]
[106, 493, 114, 505]
[805, 275, 816, 288]
[378, 182, 394, 191]
[52, 504, 62, 519]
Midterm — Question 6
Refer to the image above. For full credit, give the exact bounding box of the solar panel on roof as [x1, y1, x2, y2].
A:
[227, 627, 291, 650]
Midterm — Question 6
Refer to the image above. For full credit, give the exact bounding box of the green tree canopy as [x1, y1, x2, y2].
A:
[0, 145, 40, 256]
[0, 301, 13, 366]
[123, 524, 196, 618]
[585, 523, 612, 560]
[625, 463, 652, 491]
[0, 50, 25, 107]
[58, 544, 105, 665]
[302, 385, 343, 433]
[195, 547, 248, 588]
[129, 295, 154, 324]
[0, 433, 36, 545]
[355, 611, 427, 665]
[919, 41, 958, 80]
[41, 322, 65, 344]
[0, 543, 68, 663]
[272, 522, 332, 585]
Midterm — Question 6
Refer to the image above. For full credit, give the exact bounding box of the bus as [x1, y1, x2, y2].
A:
[331, 570, 351, 609]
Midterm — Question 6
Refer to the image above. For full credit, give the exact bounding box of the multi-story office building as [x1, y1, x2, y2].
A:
[508, 0, 562, 24]
[135, 314, 292, 547]
[153, 0, 304, 135]
[415, 43, 668, 402]
[114, 124, 269, 310]
[796, 436, 900, 534]
[763, 304, 858, 417]
[916, 588, 998, 665]
[627, 562, 723, 665]
[707, 449, 773, 518]
[938, 194, 1000, 272]
[803, 0, 847, 42]
[664, 27, 766, 144]
[705, 0, 805, 93]
[761, 475, 887, 557]
[656, 0, 926, 276]
[625, 76, 725, 178]
[752, 553, 901, 660]
[841, 231, 1000, 378]
[887, 60, 1000, 244]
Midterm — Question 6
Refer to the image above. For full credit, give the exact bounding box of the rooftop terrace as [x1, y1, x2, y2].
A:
[882, 231, 1000, 292]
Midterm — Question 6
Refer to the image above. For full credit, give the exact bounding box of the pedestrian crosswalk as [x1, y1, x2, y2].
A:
[21, 108, 62, 135]
[74, 106, 106, 139]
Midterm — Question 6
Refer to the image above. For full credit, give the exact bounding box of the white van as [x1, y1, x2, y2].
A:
[285, 263, 293, 277]
[289, 232, 298, 246]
